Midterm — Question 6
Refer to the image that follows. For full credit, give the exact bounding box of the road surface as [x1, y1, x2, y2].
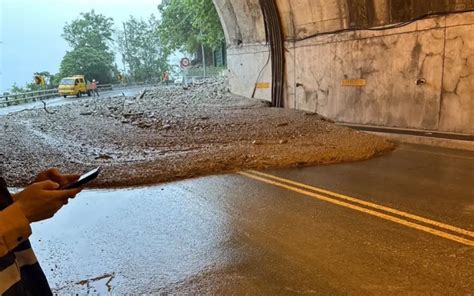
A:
[0, 86, 147, 116]
[29, 143, 474, 294]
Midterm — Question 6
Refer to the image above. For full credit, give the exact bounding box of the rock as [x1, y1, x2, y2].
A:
[279, 139, 288, 144]
[277, 122, 288, 127]
[80, 111, 93, 116]
[95, 154, 113, 160]
[319, 115, 335, 123]
[252, 140, 262, 145]
[162, 124, 172, 130]
[139, 122, 152, 128]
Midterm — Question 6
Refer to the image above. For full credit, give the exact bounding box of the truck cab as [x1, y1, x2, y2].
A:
[58, 75, 91, 98]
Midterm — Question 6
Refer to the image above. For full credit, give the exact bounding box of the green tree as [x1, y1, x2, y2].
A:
[118, 15, 169, 82]
[9, 80, 42, 94]
[158, 0, 224, 54]
[59, 10, 116, 83]
[62, 10, 114, 52]
[59, 47, 114, 83]
[10, 83, 25, 94]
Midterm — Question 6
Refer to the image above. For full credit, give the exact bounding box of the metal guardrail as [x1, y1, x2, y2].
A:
[0, 84, 113, 107]
[0, 81, 191, 108]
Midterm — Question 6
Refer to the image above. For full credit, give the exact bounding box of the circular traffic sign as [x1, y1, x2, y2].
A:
[180, 57, 191, 69]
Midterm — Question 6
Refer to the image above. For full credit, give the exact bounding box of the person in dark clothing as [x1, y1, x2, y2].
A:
[0, 168, 81, 295]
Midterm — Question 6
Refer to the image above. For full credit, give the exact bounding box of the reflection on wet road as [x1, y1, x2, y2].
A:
[31, 144, 474, 294]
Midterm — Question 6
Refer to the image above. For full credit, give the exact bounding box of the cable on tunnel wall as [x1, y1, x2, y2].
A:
[293, 9, 474, 42]
[259, 0, 285, 108]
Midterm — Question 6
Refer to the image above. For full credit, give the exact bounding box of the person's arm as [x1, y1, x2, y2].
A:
[0, 203, 31, 257]
[0, 177, 81, 257]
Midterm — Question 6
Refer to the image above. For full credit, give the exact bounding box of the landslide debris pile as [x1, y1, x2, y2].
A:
[0, 78, 394, 187]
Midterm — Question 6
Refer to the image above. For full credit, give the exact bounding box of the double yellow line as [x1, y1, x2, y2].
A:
[239, 170, 474, 247]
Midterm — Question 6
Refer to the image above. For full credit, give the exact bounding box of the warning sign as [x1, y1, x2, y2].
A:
[255, 82, 271, 89]
[341, 79, 366, 87]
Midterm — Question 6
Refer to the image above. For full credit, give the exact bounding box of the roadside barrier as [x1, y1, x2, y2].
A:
[1, 84, 113, 107]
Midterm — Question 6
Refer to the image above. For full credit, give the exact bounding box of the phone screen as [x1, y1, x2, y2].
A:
[62, 167, 100, 189]
[77, 167, 100, 182]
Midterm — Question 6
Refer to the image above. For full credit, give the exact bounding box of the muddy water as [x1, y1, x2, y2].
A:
[31, 178, 239, 294]
[32, 173, 342, 294]
[28, 147, 474, 294]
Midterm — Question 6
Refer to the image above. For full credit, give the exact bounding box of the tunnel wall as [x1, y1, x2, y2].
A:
[286, 11, 474, 134]
[214, 0, 473, 134]
[213, 0, 272, 100]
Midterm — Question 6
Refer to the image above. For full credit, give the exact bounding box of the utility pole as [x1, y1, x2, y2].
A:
[201, 43, 207, 77]
[199, 30, 207, 78]
[122, 22, 132, 81]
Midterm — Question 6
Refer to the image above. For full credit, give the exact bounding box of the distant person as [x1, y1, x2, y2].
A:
[162, 72, 169, 85]
[0, 168, 81, 295]
[91, 79, 100, 97]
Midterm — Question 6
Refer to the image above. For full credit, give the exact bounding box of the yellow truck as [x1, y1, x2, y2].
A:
[58, 75, 92, 98]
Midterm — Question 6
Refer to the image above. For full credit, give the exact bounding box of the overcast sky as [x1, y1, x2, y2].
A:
[0, 0, 162, 92]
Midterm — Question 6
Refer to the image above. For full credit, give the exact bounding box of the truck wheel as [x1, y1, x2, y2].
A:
[87, 91, 91, 97]
[63, 95, 67, 98]
[76, 92, 82, 98]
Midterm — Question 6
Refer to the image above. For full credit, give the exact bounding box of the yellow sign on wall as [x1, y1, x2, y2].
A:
[256, 82, 271, 89]
[341, 79, 366, 87]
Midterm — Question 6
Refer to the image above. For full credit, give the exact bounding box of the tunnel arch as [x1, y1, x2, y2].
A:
[212, 0, 474, 135]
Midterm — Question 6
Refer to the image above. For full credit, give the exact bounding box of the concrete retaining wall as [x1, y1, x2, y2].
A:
[215, 0, 473, 134]
[287, 12, 473, 134]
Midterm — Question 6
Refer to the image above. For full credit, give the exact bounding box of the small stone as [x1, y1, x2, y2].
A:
[252, 140, 262, 145]
[162, 124, 172, 130]
[139, 122, 152, 128]
[276, 122, 288, 127]
[80, 111, 92, 116]
[279, 139, 288, 144]
[95, 154, 113, 160]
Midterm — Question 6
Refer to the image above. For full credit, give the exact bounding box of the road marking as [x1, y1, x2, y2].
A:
[247, 170, 474, 239]
[239, 171, 474, 247]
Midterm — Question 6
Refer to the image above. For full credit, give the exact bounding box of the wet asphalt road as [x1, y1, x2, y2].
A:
[28, 143, 474, 294]
[0, 86, 147, 116]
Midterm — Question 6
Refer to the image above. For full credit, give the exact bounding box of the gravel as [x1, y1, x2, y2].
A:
[0, 78, 394, 188]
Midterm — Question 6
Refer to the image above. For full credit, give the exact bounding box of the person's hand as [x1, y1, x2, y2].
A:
[33, 168, 80, 188]
[13, 181, 81, 223]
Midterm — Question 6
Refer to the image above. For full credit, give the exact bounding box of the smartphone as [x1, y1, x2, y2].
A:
[61, 167, 101, 189]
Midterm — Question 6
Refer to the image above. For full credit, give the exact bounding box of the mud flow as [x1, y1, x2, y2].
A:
[0, 79, 394, 188]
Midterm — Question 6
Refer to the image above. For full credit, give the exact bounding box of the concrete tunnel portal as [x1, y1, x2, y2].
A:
[211, 0, 474, 136]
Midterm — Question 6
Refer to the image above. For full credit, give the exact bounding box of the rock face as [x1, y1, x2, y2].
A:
[0, 78, 394, 188]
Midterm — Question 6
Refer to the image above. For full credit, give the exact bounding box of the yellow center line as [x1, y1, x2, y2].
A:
[247, 170, 474, 239]
[238, 171, 474, 247]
